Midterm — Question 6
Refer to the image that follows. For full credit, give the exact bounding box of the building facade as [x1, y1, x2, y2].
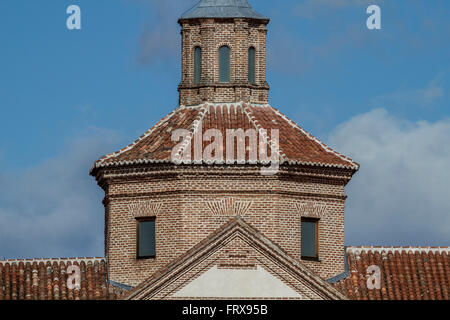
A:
[0, 0, 448, 300]
[89, 0, 359, 298]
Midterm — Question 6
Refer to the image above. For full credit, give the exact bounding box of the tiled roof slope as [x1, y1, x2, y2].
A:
[0, 258, 125, 300]
[334, 247, 450, 300]
[92, 102, 358, 172]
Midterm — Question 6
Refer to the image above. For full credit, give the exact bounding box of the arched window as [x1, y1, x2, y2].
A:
[219, 46, 230, 83]
[194, 46, 202, 84]
[248, 47, 256, 84]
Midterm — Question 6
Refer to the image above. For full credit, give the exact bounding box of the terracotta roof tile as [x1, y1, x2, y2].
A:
[0, 258, 125, 300]
[91, 102, 359, 173]
[334, 247, 450, 300]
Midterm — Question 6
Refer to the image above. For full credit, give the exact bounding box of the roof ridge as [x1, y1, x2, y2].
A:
[172, 103, 210, 164]
[0, 257, 105, 264]
[243, 102, 287, 163]
[270, 106, 359, 170]
[347, 246, 450, 254]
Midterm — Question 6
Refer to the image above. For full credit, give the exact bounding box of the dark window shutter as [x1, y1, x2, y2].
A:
[219, 46, 230, 83]
[194, 46, 202, 84]
[301, 219, 318, 258]
[138, 220, 156, 258]
[248, 47, 256, 84]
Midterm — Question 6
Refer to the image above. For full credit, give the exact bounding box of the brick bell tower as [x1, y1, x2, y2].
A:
[91, 0, 359, 292]
[178, 0, 270, 106]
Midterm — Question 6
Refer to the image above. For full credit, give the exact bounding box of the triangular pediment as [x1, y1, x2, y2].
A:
[124, 217, 347, 300]
[173, 265, 302, 298]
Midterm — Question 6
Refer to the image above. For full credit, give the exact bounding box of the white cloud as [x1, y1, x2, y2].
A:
[0, 128, 122, 259]
[328, 108, 450, 246]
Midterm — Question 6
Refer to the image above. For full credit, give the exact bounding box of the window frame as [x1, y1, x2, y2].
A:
[218, 45, 231, 83]
[136, 217, 156, 260]
[194, 46, 202, 84]
[301, 217, 319, 261]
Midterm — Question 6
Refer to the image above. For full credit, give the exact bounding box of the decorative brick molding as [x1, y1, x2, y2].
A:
[206, 198, 253, 216]
[295, 201, 327, 219]
[215, 41, 234, 51]
[128, 202, 163, 218]
[218, 237, 256, 270]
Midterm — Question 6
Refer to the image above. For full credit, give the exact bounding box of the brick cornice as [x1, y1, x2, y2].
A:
[178, 17, 269, 26]
[102, 189, 347, 206]
[94, 163, 354, 185]
[178, 82, 270, 90]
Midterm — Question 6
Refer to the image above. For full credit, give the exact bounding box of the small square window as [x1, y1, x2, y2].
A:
[301, 218, 319, 260]
[137, 218, 156, 259]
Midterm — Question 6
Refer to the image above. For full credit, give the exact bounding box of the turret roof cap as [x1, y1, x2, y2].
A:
[180, 0, 268, 21]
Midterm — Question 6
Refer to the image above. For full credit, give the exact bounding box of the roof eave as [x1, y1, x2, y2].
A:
[91, 159, 359, 174]
[178, 17, 270, 25]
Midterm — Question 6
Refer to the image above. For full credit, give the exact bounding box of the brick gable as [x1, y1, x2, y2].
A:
[124, 217, 347, 300]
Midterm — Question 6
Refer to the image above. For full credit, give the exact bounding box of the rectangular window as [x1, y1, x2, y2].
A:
[137, 218, 156, 259]
[301, 218, 318, 260]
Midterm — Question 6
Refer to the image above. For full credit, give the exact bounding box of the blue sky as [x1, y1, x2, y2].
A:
[0, 0, 449, 259]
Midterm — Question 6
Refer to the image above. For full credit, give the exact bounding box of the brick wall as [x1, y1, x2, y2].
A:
[178, 18, 270, 106]
[97, 164, 352, 287]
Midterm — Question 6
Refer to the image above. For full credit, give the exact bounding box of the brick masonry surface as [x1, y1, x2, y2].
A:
[178, 18, 269, 106]
[1, 1, 448, 301]
[124, 218, 346, 300]
[97, 164, 353, 287]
